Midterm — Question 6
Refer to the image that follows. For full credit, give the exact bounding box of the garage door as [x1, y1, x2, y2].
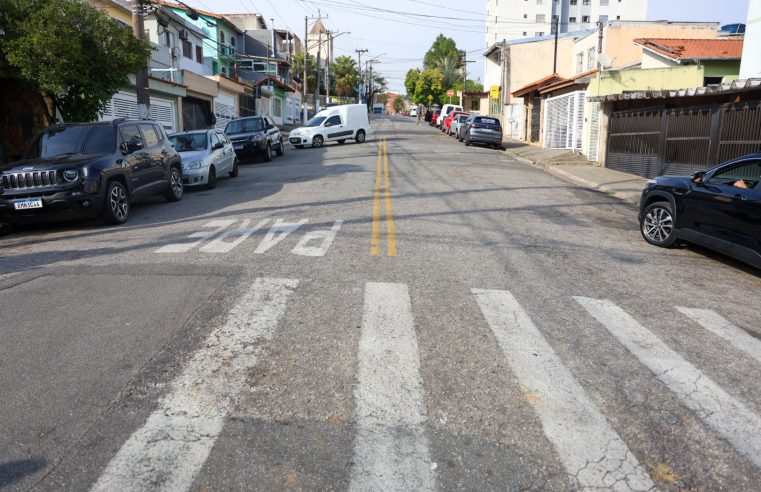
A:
[100, 91, 177, 133]
[214, 92, 236, 131]
[543, 91, 586, 151]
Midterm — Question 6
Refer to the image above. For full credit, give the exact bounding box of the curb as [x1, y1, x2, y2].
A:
[504, 150, 641, 206]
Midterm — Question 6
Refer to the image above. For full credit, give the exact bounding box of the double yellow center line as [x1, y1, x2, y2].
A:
[371, 138, 397, 256]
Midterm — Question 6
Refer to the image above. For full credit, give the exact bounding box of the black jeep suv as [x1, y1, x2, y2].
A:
[225, 115, 284, 162]
[0, 119, 183, 225]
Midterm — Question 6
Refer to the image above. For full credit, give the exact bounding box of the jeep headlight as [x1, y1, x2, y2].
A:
[250, 133, 265, 142]
[63, 169, 79, 182]
[184, 160, 204, 170]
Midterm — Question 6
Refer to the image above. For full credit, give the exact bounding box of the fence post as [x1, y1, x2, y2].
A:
[656, 106, 668, 177]
[707, 104, 722, 168]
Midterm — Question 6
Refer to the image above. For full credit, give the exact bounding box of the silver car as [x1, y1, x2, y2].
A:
[169, 129, 238, 189]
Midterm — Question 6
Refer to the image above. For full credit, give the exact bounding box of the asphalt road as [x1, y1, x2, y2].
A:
[2, 115, 761, 491]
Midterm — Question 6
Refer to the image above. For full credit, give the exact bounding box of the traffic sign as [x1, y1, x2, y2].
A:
[447, 89, 454, 97]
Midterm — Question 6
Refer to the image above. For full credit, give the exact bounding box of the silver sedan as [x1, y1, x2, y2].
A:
[168, 129, 238, 189]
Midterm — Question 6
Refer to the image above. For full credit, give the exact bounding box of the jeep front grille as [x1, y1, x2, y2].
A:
[1, 170, 58, 190]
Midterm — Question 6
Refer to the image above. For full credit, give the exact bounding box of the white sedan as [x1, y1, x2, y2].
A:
[169, 129, 238, 189]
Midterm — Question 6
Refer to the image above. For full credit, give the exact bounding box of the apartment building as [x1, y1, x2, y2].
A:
[485, 0, 649, 47]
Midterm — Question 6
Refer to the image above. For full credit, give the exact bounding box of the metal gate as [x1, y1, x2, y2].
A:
[100, 91, 177, 132]
[543, 91, 586, 150]
[607, 100, 761, 178]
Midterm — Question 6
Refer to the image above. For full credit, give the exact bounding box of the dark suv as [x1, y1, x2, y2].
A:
[0, 119, 183, 226]
[225, 115, 284, 162]
[639, 154, 761, 268]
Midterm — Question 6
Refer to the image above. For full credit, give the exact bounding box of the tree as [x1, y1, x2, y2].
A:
[392, 95, 406, 114]
[331, 55, 359, 97]
[366, 73, 388, 110]
[0, 0, 150, 122]
[413, 68, 445, 106]
[423, 35, 459, 70]
[404, 69, 420, 97]
[291, 52, 317, 94]
[464, 79, 484, 92]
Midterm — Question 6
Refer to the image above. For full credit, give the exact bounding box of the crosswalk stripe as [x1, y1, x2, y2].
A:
[676, 307, 761, 365]
[577, 297, 761, 470]
[350, 282, 435, 491]
[91, 278, 299, 492]
[474, 289, 654, 490]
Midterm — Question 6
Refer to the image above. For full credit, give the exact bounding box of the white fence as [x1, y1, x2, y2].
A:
[504, 103, 526, 140]
[543, 91, 586, 151]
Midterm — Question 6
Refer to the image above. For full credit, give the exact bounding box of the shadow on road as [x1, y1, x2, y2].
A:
[0, 458, 46, 488]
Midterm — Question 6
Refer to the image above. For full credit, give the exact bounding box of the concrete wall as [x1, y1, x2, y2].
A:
[741, 1, 760, 78]
[704, 61, 742, 81]
[587, 65, 705, 98]
[506, 36, 577, 104]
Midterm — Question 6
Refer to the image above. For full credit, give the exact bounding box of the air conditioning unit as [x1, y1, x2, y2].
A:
[179, 29, 189, 41]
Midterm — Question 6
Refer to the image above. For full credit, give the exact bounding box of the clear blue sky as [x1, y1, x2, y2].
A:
[181, 0, 749, 92]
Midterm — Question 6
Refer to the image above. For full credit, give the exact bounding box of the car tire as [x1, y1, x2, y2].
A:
[229, 158, 239, 177]
[464, 136, 471, 147]
[640, 201, 677, 248]
[101, 180, 130, 225]
[262, 143, 272, 162]
[163, 166, 184, 202]
[276, 139, 284, 157]
[356, 130, 366, 143]
[337, 139, 347, 145]
[312, 135, 324, 148]
[206, 166, 217, 189]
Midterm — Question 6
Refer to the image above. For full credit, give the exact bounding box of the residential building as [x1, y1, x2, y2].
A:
[741, 2, 760, 78]
[636, 38, 743, 84]
[307, 19, 333, 70]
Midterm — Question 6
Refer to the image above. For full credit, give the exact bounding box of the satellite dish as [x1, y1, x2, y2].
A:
[599, 53, 614, 69]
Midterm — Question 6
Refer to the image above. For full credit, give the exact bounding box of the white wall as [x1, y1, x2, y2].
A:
[740, 1, 761, 79]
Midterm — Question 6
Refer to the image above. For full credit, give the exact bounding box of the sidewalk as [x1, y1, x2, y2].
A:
[503, 139, 649, 206]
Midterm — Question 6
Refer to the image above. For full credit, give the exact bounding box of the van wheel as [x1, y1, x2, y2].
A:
[337, 139, 346, 145]
[355, 130, 366, 143]
[312, 135, 324, 148]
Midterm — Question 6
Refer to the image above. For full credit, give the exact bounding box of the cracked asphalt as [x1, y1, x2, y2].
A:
[2, 115, 761, 491]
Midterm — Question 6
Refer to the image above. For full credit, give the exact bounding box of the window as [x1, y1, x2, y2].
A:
[536, 0, 544, 4]
[182, 39, 192, 59]
[569, 16, 576, 23]
[221, 66, 227, 76]
[536, 14, 545, 23]
[576, 52, 584, 73]
[83, 127, 116, 154]
[139, 124, 160, 148]
[196, 45, 203, 63]
[709, 161, 761, 189]
[220, 30, 225, 44]
[570, 0, 577, 4]
[582, 15, 590, 23]
[324, 115, 342, 127]
[210, 132, 221, 148]
[587, 47, 596, 69]
[523, 14, 528, 18]
[471, 100, 479, 111]
[583, 0, 590, 4]
[163, 31, 174, 48]
[120, 125, 143, 152]
[599, 15, 608, 24]
[153, 124, 164, 142]
[523, 31, 527, 36]
[535, 31, 544, 36]
[600, 0, 609, 4]
[230, 36, 236, 48]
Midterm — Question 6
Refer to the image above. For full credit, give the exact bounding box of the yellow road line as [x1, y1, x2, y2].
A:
[383, 139, 397, 257]
[370, 139, 383, 256]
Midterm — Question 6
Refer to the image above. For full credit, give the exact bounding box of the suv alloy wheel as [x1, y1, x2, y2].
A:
[640, 201, 677, 247]
[164, 166, 184, 202]
[101, 180, 130, 225]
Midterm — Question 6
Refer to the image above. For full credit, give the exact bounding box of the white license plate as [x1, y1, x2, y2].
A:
[233, 144, 244, 150]
[14, 198, 43, 210]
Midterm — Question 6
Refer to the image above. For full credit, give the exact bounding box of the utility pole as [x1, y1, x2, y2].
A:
[315, 29, 322, 112]
[597, 20, 604, 71]
[132, 0, 150, 120]
[355, 49, 368, 103]
[303, 16, 308, 123]
[552, 16, 559, 74]
[326, 31, 331, 104]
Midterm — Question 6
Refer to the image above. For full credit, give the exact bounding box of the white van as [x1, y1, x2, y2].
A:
[436, 103, 464, 127]
[288, 104, 371, 148]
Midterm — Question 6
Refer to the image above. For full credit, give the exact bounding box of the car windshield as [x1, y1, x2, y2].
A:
[305, 116, 327, 127]
[225, 118, 264, 134]
[169, 133, 208, 152]
[26, 125, 116, 159]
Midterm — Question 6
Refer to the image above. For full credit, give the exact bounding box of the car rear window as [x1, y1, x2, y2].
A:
[475, 117, 501, 128]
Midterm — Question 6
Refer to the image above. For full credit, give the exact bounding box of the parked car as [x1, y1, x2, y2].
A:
[225, 115, 284, 162]
[451, 113, 471, 138]
[443, 111, 468, 135]
[373, 104, 384, 114]
[424, 108, 434, 123]
[462, 115, 503, 149]
[169, 129, 238, 189]
[289, 104, 370, 148]
[639, 155, 761, 268]
[0, 119, 183, 225]
[429, 109, 441, 127]
[409, 108, 418, 118]
[436, 104, 464, 127]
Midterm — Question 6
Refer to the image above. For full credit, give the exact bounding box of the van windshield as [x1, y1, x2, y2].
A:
[305, 116, 326, 127]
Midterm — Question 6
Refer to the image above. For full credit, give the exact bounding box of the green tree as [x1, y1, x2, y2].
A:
[366, 73, 388, 110]
[291, 52, 317, 94]
[0, 0, 150, 122]
[404, 69, 420, 97]
[464, 79, 484, 92]
[331, 55, 359, 97]
[423, 35, 459, 70]
[414, 68, 445, 106]
[392, 95, 406, 114]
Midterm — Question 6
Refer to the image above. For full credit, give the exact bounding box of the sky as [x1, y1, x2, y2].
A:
[179, 0, 751, 92]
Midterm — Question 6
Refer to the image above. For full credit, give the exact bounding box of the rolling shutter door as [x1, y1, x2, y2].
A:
[100, 91, 177, 133]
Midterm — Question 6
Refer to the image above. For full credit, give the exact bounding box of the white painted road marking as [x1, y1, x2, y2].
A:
[676, 307, 761, 365]
[254, 219, 308, 254]
[156, 219, 236, 253]
[199, 218, 270, 254]
[350, 282, 435, 492]
[577, 297, 761, 470]
[91, 278, 298, 492]
[292, 220, 343, 257]
[473, 289, 654, 490]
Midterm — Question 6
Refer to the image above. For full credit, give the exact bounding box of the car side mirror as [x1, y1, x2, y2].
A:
[213, 142, 224, 150]
[692, 171, 706, 184]
[265, 124, 274, 130]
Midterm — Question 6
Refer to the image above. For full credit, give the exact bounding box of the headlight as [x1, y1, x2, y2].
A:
[647, 179, 656, 185]
[250, 133, 265, 142]
[63, 169, 79, 182]
[184, 160, 205, 170]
